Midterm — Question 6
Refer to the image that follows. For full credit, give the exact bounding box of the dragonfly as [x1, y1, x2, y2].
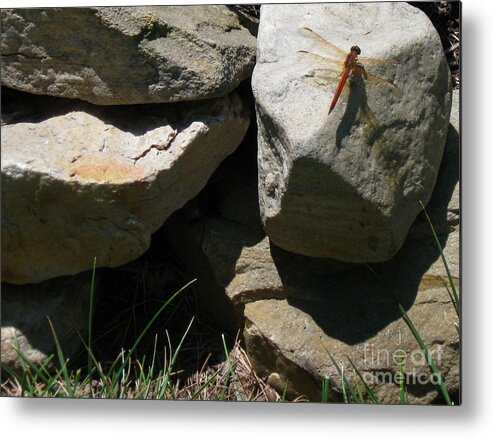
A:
[298, 27, 402, 115]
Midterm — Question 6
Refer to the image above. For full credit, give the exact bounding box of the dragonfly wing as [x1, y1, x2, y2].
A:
[302, 68, 341, 87]
[297, 50, 344, 69]
[366, 72, 401, 93]
[358, 56, 403, 67]
[301, 68, 351, 110]
[298, 27, 347, 59]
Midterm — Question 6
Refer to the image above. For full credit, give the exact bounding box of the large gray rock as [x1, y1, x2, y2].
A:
[1, 6, 256, 105]
[1, 272, 95, 373]
[1, 92, 249, 284]
[252, 3, 452, 262]
[163, 87, 459, 403]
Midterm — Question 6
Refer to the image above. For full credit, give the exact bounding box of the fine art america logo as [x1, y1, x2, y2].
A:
[360, 343, 445, 385]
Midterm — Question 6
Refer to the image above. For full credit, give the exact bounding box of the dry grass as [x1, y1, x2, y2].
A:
[1, 335, 283, 401]
[0, 249, 284, 401]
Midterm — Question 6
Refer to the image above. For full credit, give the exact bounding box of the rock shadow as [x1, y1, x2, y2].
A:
[161, 117, 265, 331]
[335, 76, 369, 150]
[270, 231, 449, 345]
[1, 86, 232, 137]
[269, 121, 459, 345]
[410, 120, 460, 238]
[270, 154, 411, 261]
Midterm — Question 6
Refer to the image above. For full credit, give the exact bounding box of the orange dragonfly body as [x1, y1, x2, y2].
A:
[298, 27, 401, 115]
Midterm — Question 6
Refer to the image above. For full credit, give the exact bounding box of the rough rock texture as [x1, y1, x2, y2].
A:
[163, 89, 459, 403]
[252, 3, 452, 262]
[407, 89, 459, 246]
[1, 271, 96, 372]
[1, 91, 250, 284]
[244, 283, 458, 404]
[1, 6, 256, 105]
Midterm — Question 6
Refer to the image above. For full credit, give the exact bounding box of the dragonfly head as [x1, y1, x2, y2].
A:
[350, 45, 362, 56]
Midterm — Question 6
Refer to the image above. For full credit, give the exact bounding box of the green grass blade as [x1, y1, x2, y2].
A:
[365, 262, 454, 405]
[321, 376, 330, 403]
[398, 359, 408, 404]
[143, 335, 159, 400]
[397, 302, 452, 405]
[355, 383, 364, 403]
[345, 355, 379, 403]
[191, 367, 223, 400]
[1, 362, 28, 395]
[114, 279, 196, 387]
[87, 256, 97, 397]
[10, 337, 56, 395]
[280, 383, 289, 402]
[158, 316, 195, 399]
[47, 317, 75, 397]
[419, 201, 460, 315]
[78, 335, 117, 398]
[323, 346, 360, 403]
[1, 363, 20, 382]
[222, 334, 235, 382]
[221, 334, 243, 400]
[41, 365, 71, 397]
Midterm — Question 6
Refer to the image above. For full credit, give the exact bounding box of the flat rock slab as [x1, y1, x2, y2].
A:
[1, 271, 95, 373]
[1, 6, 256, 104]
[2, 92, 249, 284]
[244, 279, 458, 404]
[252, 3, 452, 262]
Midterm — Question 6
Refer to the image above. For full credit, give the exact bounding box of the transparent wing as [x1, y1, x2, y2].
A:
[366, 71, 401, 93]
[297, 27, 401, 106]
[299, 26, 403, 68]
[297, 50, 345, 70]
[302, 69, 400, 103]
[302, 68, 342, 88]
[298, 27, 347, 59]
[358, 56, 403, 67]
[298, 52, 399, 93]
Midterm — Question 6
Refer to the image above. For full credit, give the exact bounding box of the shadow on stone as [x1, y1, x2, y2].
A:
[1, 86, 238, 137]
[268, 121, 459, 344]
[267, 148, 440, 262]
[161, 119, 264, 332]
[270, 232, 445, 345]
[409, 121, 460, 239]
[161, 115, 459, 345]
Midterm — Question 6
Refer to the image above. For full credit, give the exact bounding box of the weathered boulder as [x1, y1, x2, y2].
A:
[1, 271, 96, 373]
[1, 6, 256, 105]
[163, 89, 459, 403]
[407, 89, 459, 244]
[1, 91, 250, 284]
[252, 3, 452, 262]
